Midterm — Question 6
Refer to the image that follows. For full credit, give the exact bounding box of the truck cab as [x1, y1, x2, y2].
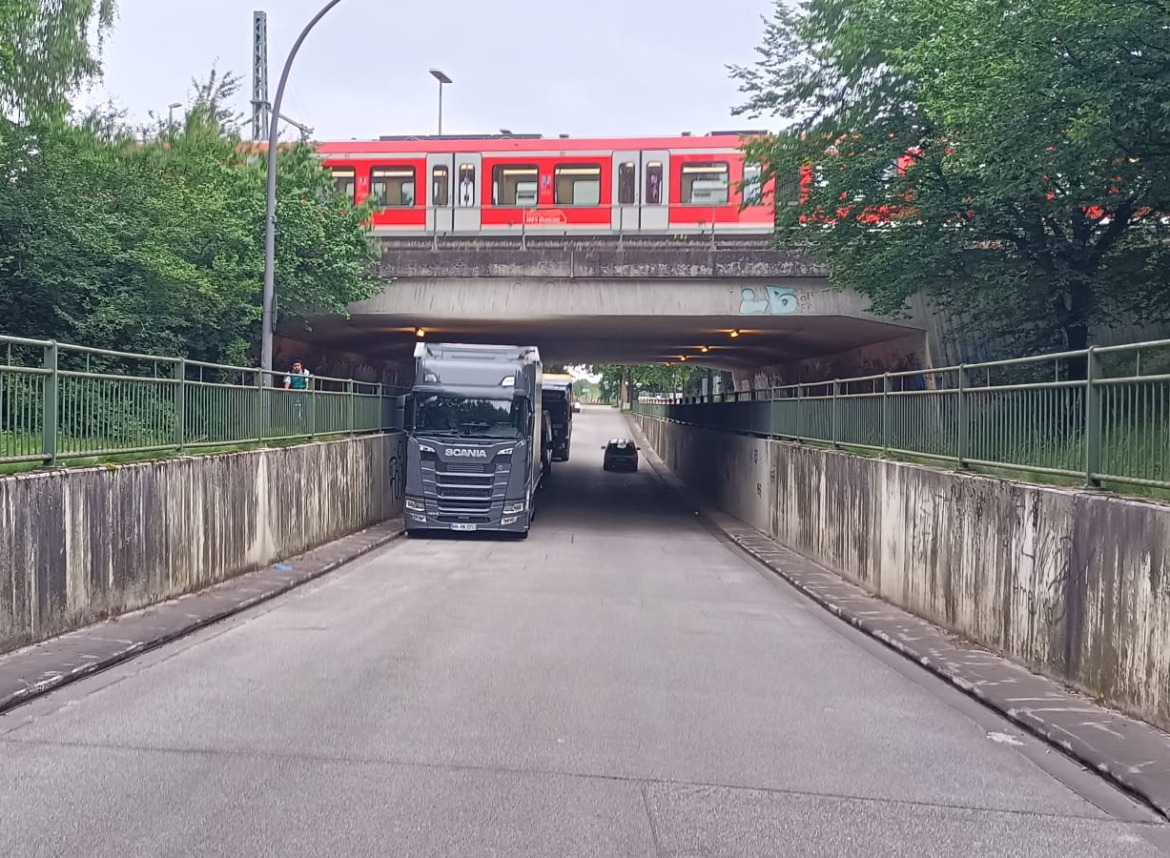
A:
[403, 343, 544, 538]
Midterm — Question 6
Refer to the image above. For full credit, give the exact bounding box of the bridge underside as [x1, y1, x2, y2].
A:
[299, 277, 924, 371]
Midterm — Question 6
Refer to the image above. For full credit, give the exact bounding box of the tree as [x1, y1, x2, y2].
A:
[594, 363, 704, 402]
[186, 66, 246, 134]
[0, 74, 381, 365]
[0, 0, 116, 121]
[730, 0, 1170, 360]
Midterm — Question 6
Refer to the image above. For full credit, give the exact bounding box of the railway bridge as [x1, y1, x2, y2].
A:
[284, 234, 932, 389]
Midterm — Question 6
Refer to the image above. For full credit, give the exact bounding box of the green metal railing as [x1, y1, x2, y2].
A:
[1, 335, 405, 466]
[635, 338, 1170, 490]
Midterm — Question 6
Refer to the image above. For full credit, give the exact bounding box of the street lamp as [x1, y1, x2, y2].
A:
[430, 68, 452, 136]
[261, 0, 347, 377]
[168, 102, 182, 129]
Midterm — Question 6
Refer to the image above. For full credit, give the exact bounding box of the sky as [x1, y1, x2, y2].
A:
[78, 0, 777, 141]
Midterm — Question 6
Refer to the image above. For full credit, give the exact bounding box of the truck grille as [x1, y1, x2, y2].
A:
[444, 462, 492, 474]
[433, 465, 496, 516]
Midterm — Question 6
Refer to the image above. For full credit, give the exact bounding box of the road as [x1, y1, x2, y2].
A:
[1, 405, 1167, 857]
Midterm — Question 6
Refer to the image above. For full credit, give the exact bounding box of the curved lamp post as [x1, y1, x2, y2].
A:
[261, 0, 346, 376]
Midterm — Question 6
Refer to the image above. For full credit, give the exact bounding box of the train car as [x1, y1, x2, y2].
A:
[314, 132, 777, 239]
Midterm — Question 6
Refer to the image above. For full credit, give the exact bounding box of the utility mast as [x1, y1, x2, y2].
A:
[250, 10, 314, 142]
[251, 11, 270, 141]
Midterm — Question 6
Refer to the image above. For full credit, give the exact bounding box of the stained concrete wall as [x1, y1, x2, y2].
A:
[634, 415, 1170, 732]
[378, 243, 826, 281]
[0, 433, 406, 655]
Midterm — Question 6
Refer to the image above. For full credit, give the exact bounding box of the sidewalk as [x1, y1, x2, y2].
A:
[626, 416, 1170, 821]
[0, 520, 404, 716]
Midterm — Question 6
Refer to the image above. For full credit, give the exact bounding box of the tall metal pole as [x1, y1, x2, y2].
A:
[262, 0, 346, 377]
[429, 69, 452, 138]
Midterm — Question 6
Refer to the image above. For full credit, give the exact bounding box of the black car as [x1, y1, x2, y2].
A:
[602, 438, 639, 471]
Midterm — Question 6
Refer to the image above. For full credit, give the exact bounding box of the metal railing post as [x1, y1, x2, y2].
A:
[42, 341, 58, 465]
[174, 359, 186, 451]
[956, 365, 968, 467]
[309, 380, 317, 439]
[255, 369, 265, 442]
[1084, 347, 1102, 487]
[347, 379, 355, 436]
[795, 384, 803, 442]
[831, 379, 840, 448]
[881, 373, 892, 455]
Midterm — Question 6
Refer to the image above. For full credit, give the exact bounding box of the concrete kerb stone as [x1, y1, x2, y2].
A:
[0, 519, 405, 717]
[623, 413, 1170, 822]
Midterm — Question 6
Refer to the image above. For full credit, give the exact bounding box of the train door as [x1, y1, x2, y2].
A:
[612, 150, 640, 233]
[452, 153, 482, 233]
[640, 150, 670, 233]
[426, 153, 454, 235]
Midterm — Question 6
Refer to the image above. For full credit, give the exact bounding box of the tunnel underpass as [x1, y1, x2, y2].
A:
[3, 405, 1165, 857]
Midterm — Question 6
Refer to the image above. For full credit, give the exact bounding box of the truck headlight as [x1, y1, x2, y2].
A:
[405, 498, 425, 512]
[503, 501, 526, 514]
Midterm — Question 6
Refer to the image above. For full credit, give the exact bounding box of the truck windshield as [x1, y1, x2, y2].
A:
[414, 394, 525, 438]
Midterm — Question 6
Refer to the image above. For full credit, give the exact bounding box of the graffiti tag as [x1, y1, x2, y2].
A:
[388, 451, 406, 505]
[738, 285, 801, 316]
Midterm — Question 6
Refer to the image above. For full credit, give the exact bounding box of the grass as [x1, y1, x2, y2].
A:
[0, 432, 384, 477]
[633, 410, 1170, 505]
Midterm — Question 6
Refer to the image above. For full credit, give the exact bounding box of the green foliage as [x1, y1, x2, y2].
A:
[594, 363, 703, 402]
[0, 69, 380, 364]
[0, 0, 116, 120]
[730, 0, 1170, 356]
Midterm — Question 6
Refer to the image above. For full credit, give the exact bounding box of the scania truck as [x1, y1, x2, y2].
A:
[403, 342, 545, 538]
[542, 373, 574, 461]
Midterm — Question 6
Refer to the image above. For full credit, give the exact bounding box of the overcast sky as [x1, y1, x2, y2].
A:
[79, 0, 777, 141]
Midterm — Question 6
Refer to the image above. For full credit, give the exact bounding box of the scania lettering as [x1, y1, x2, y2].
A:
[403, 342, 545, 538]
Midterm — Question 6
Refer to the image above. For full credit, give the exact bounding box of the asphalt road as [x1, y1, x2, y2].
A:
[2, 405, 1168, 857]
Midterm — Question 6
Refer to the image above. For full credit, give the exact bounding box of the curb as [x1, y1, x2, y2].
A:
[624, 415, 1170, 822]
[0, 521, 405, 716]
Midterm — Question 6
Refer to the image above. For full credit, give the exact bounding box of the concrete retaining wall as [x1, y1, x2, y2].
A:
[634, 415, 1170, 732]
[0, 433, 405, 654]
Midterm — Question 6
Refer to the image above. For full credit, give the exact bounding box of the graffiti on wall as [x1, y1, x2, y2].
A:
[388, 435, 406, 508]
[738, 286, 806, 316]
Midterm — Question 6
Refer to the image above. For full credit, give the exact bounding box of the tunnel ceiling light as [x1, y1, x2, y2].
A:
[679, 355, 687, 362]
[700, 345, 710, 353]
[415, 327, 426, 338]
[730, 329, 741, 338]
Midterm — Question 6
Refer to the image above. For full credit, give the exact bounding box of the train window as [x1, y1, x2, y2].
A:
[554, 164, 601, 206]
[331, 167, 355, 202]
[645, 162, 663, 205]
[458, 163, 476, 207]
[743, 162, 763, 205]
[681, 162, 729, 205]
[432, 165, 449, 207]
[370, 166, 416, 207]
[491, 164, 539, 206]
[618, 162, 636, 205]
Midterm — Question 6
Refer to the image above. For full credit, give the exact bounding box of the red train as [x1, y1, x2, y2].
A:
[315, 132, 777, 237]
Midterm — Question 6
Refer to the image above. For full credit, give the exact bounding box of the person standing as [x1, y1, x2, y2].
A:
[283, 361, 311, 431]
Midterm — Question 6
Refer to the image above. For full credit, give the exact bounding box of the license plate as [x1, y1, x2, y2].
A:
[451, 523, 478, 532]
